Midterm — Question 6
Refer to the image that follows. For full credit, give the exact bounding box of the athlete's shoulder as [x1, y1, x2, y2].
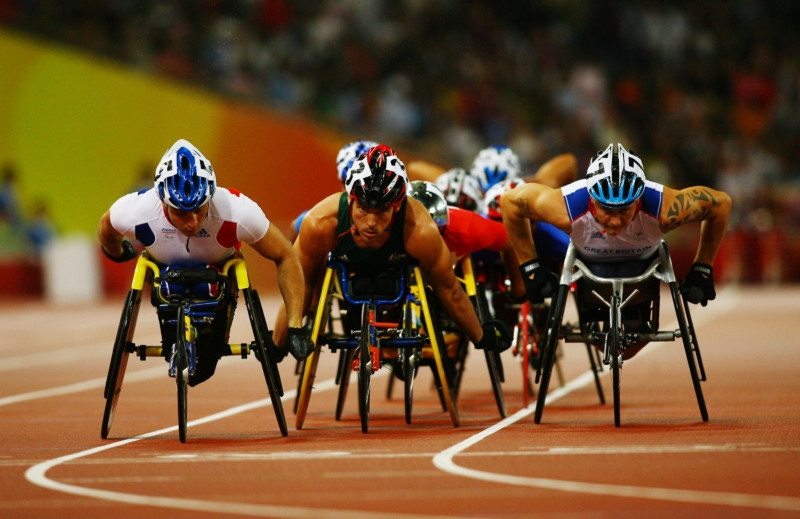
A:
[561, 179, 589, 220]
[641, 180, 664, 218]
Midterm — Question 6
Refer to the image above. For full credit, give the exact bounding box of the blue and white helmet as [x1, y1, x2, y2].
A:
[586, 143, 645, 208]
[434, 168, 482, 212]
[470, 145, 521, 193]
[336, 140, 379, 185]
[154, 139, 216, 211]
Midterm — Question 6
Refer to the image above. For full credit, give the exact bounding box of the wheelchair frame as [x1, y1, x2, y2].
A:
[534, 240, 708, 427]
[294, 257, 460, 432]
[101, 253, 287, 442]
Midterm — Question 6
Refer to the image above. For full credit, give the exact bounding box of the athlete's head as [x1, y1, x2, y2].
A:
[435, 168, 482, 212]
[345, 144, 408, 211]
[586, 143, 646, 209]
[408, 180, 450, 228]
[470, 145, 521, 193]
[154, 139, 216, 211]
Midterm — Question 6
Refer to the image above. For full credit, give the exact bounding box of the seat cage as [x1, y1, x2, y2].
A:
[561, 241, 680, 353]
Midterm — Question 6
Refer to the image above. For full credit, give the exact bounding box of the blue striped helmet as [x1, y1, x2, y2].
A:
[586, 143, 645, 208]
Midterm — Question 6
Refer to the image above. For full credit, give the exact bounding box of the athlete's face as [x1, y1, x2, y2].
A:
[590, 200, 638, 236]
[350, 200, 398, 246]
[166, 204, 209, 236]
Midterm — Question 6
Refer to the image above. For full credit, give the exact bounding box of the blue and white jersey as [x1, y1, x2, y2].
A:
[109, 187, 269, 266]
[561, 179, 664, 261]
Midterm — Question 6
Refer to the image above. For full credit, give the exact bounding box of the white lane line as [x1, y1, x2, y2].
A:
[0, 367, 165, 407]
[434, 289, 800, 512]
[25, 371, 462, 519]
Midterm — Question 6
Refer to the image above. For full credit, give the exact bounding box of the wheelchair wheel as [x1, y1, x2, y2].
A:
[357, 306, 372, 433]
[402, 348, 418, 424]
[474, 282, 506, 417]
[244, 288, 288, 437]
[293, 358, 305, 414]
[671, 283, 709, 422]
[176, 305, 189, 443]
[534, 284, 569, 424]
[608, 296, 622, 427]
[101, 288, 141, 439]
[419, 282, 459, 427]
[335, 349, 355, 421]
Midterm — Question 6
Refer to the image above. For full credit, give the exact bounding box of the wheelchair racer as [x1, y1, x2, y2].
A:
[500, 142, 732, 307]
[97, 138, 312, 386]
[273, 144, 511, 354]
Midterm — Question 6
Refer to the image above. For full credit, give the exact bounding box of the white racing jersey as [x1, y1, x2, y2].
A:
[109, 187, 269, 266]
[561, 179, 664, 261]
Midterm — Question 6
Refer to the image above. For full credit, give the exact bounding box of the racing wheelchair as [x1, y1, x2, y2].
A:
[294, 256, 460, 433]
[101, 253, 287, 442]
[471, 250, 605, 412]
[534, 240, 708, 427]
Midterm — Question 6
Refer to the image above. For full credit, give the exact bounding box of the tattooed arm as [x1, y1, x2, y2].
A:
[500, 183, 571, 264]
[660, 186, 732, 264]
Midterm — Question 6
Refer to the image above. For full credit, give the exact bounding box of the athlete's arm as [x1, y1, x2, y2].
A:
[273, 194, 340, 346]
[660, 185, 732, 265]
[97, 210, 126, 257]
[405, 199, 484, 343]
[499, 183, 570, 264]
[249, 225, 305, 329]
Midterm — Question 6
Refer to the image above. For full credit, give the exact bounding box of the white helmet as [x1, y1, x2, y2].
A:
[482, 178, 525, 221]
[470, 145, 521, 193]
[586, 143, 646, 208]
[154, 139, 216, 211]
[336, 140, 379, 186]
[434, 168, 482, 211]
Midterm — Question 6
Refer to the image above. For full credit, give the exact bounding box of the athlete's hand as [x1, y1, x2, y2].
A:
[681, 262, 716, 306]
[102, 240, 138, 263]
[288, 327, 314, 361]
[519, 260, 559, 303]
[475, 320, 512, 352]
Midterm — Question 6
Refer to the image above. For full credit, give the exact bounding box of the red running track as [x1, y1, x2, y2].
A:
[1, 285, 799, 518]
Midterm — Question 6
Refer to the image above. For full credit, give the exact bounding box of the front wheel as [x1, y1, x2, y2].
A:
[176, 306, 189, 443]
[101, 289, 141, 439]
[357, 306, 372, 433]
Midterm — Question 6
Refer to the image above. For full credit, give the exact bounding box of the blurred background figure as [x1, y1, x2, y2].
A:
[0, 1, 798, 287]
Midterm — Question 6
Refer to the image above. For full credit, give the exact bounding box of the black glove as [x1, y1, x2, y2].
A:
[475, 320, 512, 352]
[519, 260, 559, 303]
[681, 262, 716, 307]
[288, 327, 314, 361]
[102, 240, 138, 263]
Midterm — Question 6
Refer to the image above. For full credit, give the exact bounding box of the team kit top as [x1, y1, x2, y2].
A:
[109, 187, 270, 266]
[562, 178, 665, 262]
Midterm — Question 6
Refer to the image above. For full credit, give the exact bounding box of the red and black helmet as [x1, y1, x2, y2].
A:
[345, 144, 408, 210]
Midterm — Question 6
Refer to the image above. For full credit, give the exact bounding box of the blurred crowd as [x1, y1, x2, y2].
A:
[1, 0, 798, 281]
[0, 163, 56, 259]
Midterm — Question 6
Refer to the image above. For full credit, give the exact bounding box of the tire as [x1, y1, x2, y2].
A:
[357, 305, 371, 433]
[402, 348, 417, 424]
[176, 305, 189, 443]
[533, 284, 569, 424]
[609, 297, 621, 428]
[246, 289, 288, 436]
[474, 283, 506, 417]
[335, 349, 355, 421]
[101, 289, 140, 439]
